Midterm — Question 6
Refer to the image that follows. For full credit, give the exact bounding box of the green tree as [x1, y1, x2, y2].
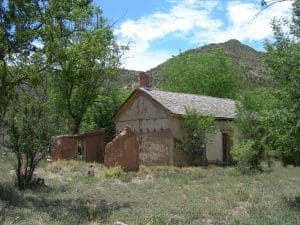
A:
[263, 0, 300, 165]
[176, 108, 216, 166]
[43, 1, 122, 134]
[5, 80, 54, 189]
[81, 87, 132, 141]
[160, 49, 242, 99]
[234, 0, 300, 168]
[0, 0, 123, 188]
[233, 88, 279, 171]
[0, 0, 46, 128]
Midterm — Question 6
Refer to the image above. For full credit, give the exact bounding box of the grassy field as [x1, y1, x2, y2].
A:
[0, 156, 299, 225]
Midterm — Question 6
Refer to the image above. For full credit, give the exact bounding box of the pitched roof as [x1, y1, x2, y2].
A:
[140, 88, 236, 119]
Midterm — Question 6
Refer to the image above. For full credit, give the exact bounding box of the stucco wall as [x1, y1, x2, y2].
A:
[206, 121, 233, 163]
[138, 129, 173, 165]
[116, 95, 169, 133]
[168, 118, 233, 164]
[115, 93, 234, 166]
[116, 94, 173, 166]
[206, 131, 223, 162]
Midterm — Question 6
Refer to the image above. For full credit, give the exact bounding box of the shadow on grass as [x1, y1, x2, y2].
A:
[0, 182, 23, 206]
[0, 182, 132, 223]
[284, 195, 300, 212]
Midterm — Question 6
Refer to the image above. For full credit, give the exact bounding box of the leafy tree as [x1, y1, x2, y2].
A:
[81, 87, 132, 141]
[233, 88, 279, 171]
[5, 82, 54, 189]
[0, 0, 46, 129]
[234, 0, 300, 168]
[43, 2, 122, 134]
[263, 0, 300, 165]
[160, 49, 242, 99]
[0, 0, 123, 188]
[176, 108, 216, 166]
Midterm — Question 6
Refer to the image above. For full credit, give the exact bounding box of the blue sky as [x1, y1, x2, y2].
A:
[94, 0, 293, 71]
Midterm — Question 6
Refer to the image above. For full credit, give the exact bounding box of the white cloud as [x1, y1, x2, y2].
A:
[193, 0, 292, 44]
[121, 49, 172, 71]
[116, 0, 221, 70]
[116, 0, 293, 70]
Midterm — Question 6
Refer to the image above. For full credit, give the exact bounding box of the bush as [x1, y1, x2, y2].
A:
[231, 140, 261, 173]
[97, 166, 124, 179]
[177, 108, 216, 166]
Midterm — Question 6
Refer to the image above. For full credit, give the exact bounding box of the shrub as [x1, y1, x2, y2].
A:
[231, 140, 261, 173]
[97, 166, 124, 179]
[177, 108, 216, 166]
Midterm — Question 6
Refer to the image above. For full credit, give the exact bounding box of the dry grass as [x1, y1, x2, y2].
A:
[0, 156, 299, 225]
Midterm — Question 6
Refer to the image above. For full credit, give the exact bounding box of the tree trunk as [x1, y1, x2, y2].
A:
[0, 58, 8, 126]
[73, 118, 81, 134]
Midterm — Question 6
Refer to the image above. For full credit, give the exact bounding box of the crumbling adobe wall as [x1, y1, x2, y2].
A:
[104, 126, 139, 171]
[51, 129, 105, 162]
[82, 129, 105, 162]
[51, 135, 77, 161]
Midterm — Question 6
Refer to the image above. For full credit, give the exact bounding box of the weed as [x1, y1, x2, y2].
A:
[0, 160, 299, 225]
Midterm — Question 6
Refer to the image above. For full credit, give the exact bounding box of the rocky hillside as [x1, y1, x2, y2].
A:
[120, 39, 269, 89]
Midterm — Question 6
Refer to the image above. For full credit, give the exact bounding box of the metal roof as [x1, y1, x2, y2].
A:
[140, 88, 236, 119]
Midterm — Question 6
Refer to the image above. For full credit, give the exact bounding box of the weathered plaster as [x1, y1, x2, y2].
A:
[115, 92, 234, 166]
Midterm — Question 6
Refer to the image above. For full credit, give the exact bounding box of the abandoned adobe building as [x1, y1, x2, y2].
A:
[112, 73, 236, 166]
[51, 72, 236, 168]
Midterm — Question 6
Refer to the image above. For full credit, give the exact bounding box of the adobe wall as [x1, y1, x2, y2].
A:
[206, 131, 223, 162]
[105, 126, 139, 171]
[116, 95, 169, 133]
[82, 129, 105, 162]
[115, 93, 234, 166]
[168, 117, 234, 164]
[51, 135, 77, 161]
[116, 95, 173, 166]
[138, 129, 173, 165]
[205, 120, 233, 163]
[51, 129, 105, 162]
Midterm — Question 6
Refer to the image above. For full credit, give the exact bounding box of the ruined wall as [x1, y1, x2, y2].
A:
[82, 129, 105, 162]
[104, 126, 139, 171]
[51, 129, 105, 162]
[51, 135, 77, 161]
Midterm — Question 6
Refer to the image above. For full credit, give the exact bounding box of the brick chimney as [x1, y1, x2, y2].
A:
[139, 72, 150, 88]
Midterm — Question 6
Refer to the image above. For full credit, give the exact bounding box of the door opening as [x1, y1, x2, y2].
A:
[222, 133, 233, 165]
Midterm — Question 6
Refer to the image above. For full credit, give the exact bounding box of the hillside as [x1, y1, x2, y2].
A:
[121, 39, 269, 89]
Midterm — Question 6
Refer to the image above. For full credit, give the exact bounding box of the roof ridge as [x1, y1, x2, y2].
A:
[139, 87, 235, 102]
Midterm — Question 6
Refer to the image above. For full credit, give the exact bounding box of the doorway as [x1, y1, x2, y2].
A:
[222, 133, 233, 165]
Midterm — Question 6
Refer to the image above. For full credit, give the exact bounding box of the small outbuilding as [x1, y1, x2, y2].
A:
[113, 85, 236, 166]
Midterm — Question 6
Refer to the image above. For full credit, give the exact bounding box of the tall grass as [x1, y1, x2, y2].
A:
[0, 156, 299, 225]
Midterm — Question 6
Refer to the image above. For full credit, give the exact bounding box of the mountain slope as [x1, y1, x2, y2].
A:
[121, 39, 269, 89]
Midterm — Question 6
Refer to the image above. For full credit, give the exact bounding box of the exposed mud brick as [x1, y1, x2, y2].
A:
[51, 135, 77, 161]
[104, 126, 139, 171]
[51, 129, 105, 162]
[81, 129, 105, 162]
